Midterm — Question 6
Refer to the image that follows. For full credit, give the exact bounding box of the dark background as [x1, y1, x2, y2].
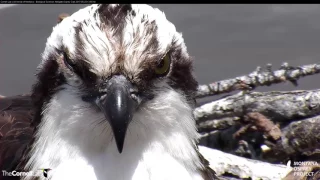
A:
[1, 4, 320, 97]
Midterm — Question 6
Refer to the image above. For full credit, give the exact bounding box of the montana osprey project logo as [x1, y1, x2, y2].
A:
[38, 168, 52, 178]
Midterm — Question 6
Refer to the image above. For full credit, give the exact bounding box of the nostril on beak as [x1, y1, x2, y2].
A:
[129, 85, 139, 94]
[129, 87, 141, 103]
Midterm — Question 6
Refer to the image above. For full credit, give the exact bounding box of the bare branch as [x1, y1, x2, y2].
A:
[196, 63, 320, 98]
[199, 146, 291, 180]
[197, 117, 237, 132]
[194, 89, 320, 122]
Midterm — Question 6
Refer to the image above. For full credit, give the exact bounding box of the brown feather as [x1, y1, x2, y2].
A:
[0, 94, 34, 174]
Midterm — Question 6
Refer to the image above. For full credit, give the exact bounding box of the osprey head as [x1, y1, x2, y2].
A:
[32, 4, 198, 153]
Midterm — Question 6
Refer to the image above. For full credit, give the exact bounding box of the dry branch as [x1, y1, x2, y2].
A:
[198, 146, 292, 180]
[194, 89, 320, 122]
[266, 115, 320, 158]
[197, 117, 237, 132]
[235, 112, 281, 141]
[201, 145, 320, 180]
[196, 63, 320, 98]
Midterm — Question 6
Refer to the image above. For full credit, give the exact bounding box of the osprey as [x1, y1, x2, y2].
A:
[0, 4, 217, 180]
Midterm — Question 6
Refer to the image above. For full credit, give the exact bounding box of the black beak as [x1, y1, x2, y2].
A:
[95, 75, 138, 153]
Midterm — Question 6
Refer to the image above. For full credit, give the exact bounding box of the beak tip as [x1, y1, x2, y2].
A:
[116, 142, 124, 153]
[118, 149, 123, 154]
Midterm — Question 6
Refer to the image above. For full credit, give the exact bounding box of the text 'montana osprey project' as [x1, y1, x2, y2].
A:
[0, 4, 218, 180]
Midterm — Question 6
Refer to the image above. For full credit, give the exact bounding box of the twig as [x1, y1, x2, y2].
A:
[244, 112, 281, 141]
[233, 124, 252, 138]
[196, 63, 320, 98]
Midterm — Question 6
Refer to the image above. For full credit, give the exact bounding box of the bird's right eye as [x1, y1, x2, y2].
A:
[63, 51, 76, 70]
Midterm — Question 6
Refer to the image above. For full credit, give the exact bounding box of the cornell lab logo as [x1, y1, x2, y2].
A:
[2, 168, 52, 178]
[39, 168, 52, 178]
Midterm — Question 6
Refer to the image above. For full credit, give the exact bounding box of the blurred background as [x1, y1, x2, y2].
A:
[1, 4, 320, 98]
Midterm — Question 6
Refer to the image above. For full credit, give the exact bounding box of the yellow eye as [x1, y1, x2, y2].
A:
[155, 54, 171, 75]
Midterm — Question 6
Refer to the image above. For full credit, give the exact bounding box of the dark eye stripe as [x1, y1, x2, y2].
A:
[63, 51, 76, 70]
[59, 49, 98, 86]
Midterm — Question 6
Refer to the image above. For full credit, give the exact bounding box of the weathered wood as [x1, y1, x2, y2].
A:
[197, 117, 237, 132]
[194, 89, 320, 122]
[198, 146, 292, 180]
[199, 114, 320, 164]
[196, 63, 320, 98]
[266, 115, 320, 160]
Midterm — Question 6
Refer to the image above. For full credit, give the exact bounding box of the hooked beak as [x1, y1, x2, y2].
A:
[94, 75, 138, 153]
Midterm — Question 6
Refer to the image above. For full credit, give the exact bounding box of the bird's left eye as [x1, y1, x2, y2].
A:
[155, 54, 171, 76]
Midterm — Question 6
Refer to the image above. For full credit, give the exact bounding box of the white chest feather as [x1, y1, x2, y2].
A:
[23, 88, 204, 180]
[44, 147, 203, 180]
